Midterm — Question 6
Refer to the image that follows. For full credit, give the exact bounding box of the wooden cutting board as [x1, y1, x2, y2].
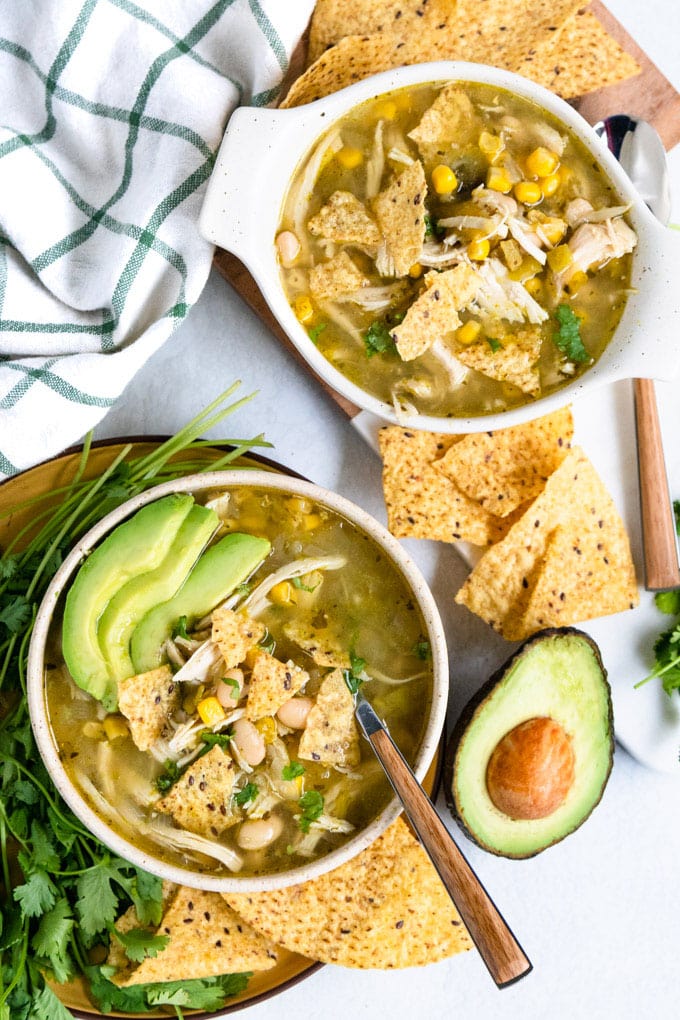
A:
[212, 0, 680, 421]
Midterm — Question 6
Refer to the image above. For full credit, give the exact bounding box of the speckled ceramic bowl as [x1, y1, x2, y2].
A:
[27, 469, 448, 892]
[199, 61, 680, 432]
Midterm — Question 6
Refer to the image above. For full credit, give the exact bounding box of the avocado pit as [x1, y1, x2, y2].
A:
[485, 716, 575, 820]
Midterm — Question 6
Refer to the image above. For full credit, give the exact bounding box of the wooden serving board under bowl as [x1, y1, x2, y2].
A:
[212, 0, 680, 421]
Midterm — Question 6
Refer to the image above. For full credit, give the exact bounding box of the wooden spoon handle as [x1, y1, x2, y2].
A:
[368, 727, 532, 987]
[633, 377, 680, 590]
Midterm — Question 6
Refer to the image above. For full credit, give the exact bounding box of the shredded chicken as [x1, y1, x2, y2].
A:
[473, 259, 548, 325]
[565, 217, 637, 279]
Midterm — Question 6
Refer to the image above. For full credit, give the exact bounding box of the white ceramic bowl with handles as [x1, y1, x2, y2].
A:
[27, 469, 448, 892]
[199, 60, 680, 433]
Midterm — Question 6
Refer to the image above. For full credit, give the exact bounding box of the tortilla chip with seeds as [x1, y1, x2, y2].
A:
[391, 264, 479, 361]
[283, 619, 350, 669]
[379, 425, 511, 546]
[407, 84, 481, 167]
[246, 651, 308, 721]
[309, 250, 371, 302]
[280, 33, 398, 109]
[307, 0, 443, 65]
[456, 327, 542, 395]
[308, 190, 381, 250]
[435, 407, 573, 517]
[156, 745, 239, 837]
[298, 668, 360, 767]
[115, 887, 278, 986]
[212, 606, 265, 670]
[373, 160, 427, 278]
[224, 817, 471, 968]
[118, 665, 179, 753]
[517, 9, 641, 100]
[455, 447, 639, 640]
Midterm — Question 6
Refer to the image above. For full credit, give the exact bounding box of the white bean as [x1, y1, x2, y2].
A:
[277, 696, 313, 729]
[232, 717, 265, 766]
[216, 669, 243, 709]
[275, 230, 301, 267]
[236, 815, 284, 851]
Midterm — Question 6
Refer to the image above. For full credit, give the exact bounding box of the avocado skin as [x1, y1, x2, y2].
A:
[129, 531, 271, 674]
[444, 627, 614, 859]
[62, 493, 194, 708]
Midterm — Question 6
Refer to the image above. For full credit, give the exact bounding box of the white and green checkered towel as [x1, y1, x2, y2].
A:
[0, 0, 313, 479]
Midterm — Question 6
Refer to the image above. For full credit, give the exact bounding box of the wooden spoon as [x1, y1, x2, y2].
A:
[355, 691, 532, 988]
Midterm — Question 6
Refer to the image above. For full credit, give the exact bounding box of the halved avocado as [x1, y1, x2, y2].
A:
[62, 493, 194, 707]
[445, 628, 613, 859]
[130, 531, 271, 674]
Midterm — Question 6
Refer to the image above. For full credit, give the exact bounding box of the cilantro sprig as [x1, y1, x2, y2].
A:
[0, 386, 267, 1017]
[635, 500, 680, 698]
[342, 650, 367, 695]
[552, 303, 589, 363]
[298, 790, 324, 833]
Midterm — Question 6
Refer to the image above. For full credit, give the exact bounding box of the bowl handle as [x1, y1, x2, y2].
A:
[631, 220, 680, 382]
[199, 106, 306, 269]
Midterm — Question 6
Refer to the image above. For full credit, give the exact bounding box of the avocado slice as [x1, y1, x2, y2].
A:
[62, 493, 194, 707]
[130, 531, 271, 674]
[445, 628, 613, 859]
[96, 504, 219, 698]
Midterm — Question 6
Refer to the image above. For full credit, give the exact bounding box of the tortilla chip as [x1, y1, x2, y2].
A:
[298, 668, 360, 767]
[224, 817, 471, 968]
[408, 84, 481, 167]
[379, 426, 512, 546]
[307, 0, 446, 64]
[435, 407, 573, 516]
[156, 745, 239, 837]
[456, 328, 542, 395]
[518, 9, 641, 100]
[373, 160, 427, 278]
[115, 887, 278, 986]
[309, 250, 371, 302]
[283, 619, 350, 668]
[212, 607, 265, 670]
[308, 190, 382, 251]
[246, 651, 308, 721]
[108, 882, 179, 975]
[455, 447, 639, 640]
[118, 665, 179, 753]
[391, 264, 479, 361]
[280, 33, 398, 109]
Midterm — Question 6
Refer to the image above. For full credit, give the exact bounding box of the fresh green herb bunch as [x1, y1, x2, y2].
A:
[0, 384, 267, 1018]
[635, 501, 680, 698]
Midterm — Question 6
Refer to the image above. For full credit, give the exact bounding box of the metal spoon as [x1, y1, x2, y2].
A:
[354, 689, 532, 988]
[593, 114, 680, 591]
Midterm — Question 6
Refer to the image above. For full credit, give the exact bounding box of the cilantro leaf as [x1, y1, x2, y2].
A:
[413, 639, 432, 661]
[343, 649, 367, 695]
[29, 983, 75, 1020]
[155, 759, 182, 793]
[85, 966, 251, 1014]
[552, 304, 589, 363]
[308, 322, 327, 344]
[13, 871, 57, 919]
[486, 337, 502, 353]
[0, 595, 31, 635]
[291, 575, 318, 593]
[31, 898, 75, 983]
[655, 590, 680, 616]
[75, 862, 124, 939]
[363, 319, 397, 358]
[0, 555, 19, 582]
[235, 781, 258, 806]
[424, 213, 445, 240]
[221, 675, 241, 697]
[112, 925, 170, 964]
[171, 615, 189, 640]
[129, 869, 164, 928]
[298, 790, 324, 832]
[200, 730, 232, 751]
[282, 761, 305, 781]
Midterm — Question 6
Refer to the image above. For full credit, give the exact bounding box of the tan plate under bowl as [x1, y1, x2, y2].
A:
[8, 441, 445, 1017]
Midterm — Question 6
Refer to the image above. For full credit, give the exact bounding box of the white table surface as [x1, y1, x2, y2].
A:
[94, 3, 680, 1017]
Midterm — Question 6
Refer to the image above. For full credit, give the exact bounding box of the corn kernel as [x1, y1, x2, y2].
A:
[524, 276, 542, 296]
[539, 217, 567, 246]
[479, 130, 503, 161]
[546, 244, 573, 273]
[457, 320, 482, 345]
[244, 647, 263, 669]
[565, 270, 588, 293]
[302, 512, 322, 531]
[374, 98, 397, 120]
[409, 262, 423, 279]
[336, 146, 363, 169]
[269, 580, 297, 606]
[539, 172, 560, 198]
[103, 716, 129, 741]
[83, 721, 106, 741]
[295, 774, 305, 794]
[513, 180, 543, 206]
[525, 146, 560, 178]
[557, 164, 573, 186]
[255, 716, 277, 744]
[467, 237, 490, 261]
[197, 696, 226, 726]
[486, 167, 513, 193]
[287, 496, 313, 515]
[294, 295, 314, 324]
[431, 164, 458, 194]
